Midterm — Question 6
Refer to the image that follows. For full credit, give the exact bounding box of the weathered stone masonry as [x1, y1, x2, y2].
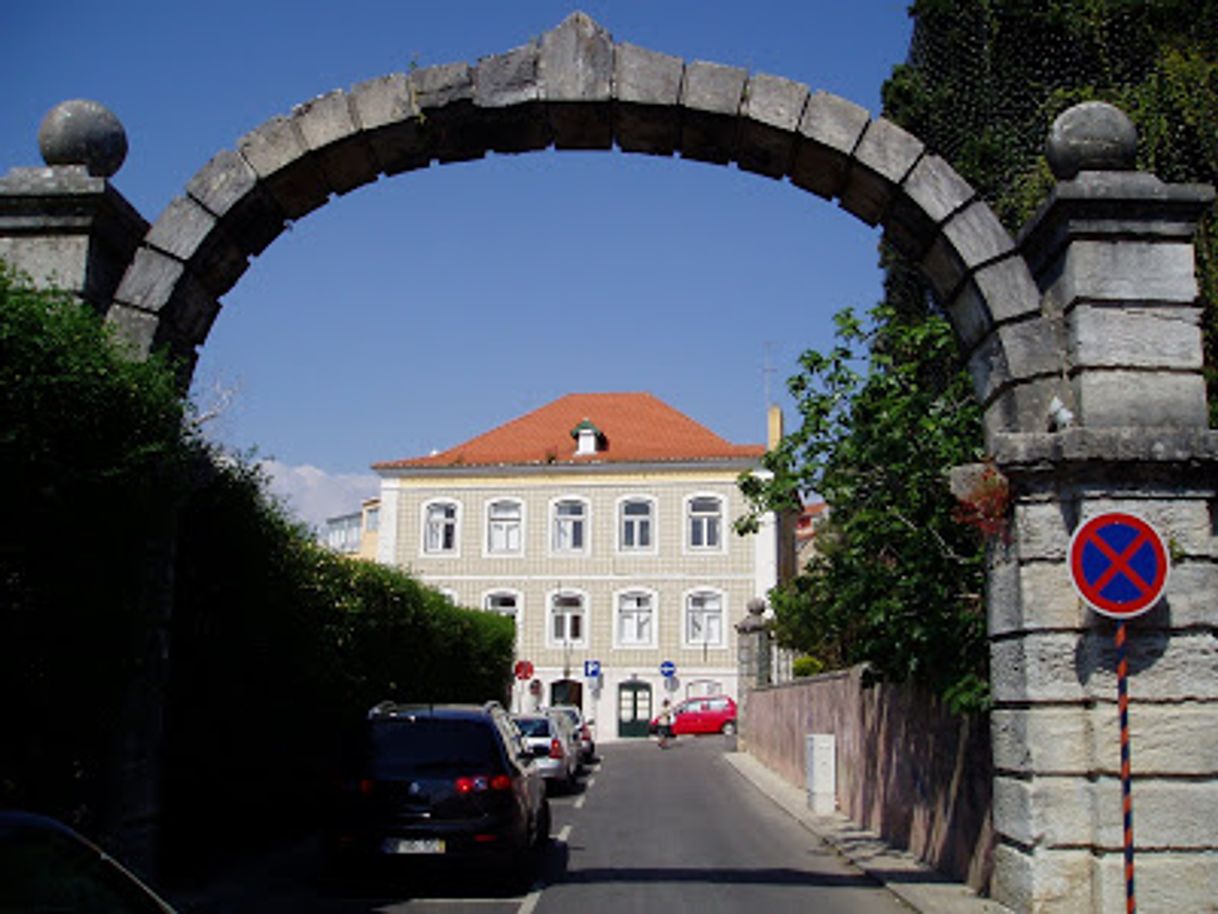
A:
[1, 13, 1214, 912]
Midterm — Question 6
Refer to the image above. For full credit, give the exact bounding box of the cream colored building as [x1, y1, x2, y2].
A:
[373, 393, 786, 741]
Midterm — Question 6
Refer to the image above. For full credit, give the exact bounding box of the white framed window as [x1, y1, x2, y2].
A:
[551, 497, 589, 554]
[686, 494, 724, 551]
[485, 498, 523, 556]
[484, 591, 521, 641]
[615, 589, 656, 647]
[618, 497, 656, 553]
[684, 589, 724, 647]
[547, 590, 587, 647]
[422, 499, 460, 555]
[436, 587, 459, 605]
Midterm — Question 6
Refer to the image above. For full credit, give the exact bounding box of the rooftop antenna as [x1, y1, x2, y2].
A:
[762, 340, 778, 407]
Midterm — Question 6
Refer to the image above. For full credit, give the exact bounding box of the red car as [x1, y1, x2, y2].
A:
[649, 696, 737, 737]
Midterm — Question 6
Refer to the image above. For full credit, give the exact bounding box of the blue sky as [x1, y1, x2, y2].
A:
[3, 1, 913, 527]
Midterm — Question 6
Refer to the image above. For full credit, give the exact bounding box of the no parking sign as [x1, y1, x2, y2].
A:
[1068, 512, 1169, 618]
[1067, 510, 1171, 912]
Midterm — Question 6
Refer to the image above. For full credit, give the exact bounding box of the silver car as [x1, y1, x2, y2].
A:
[545, 704, 595, 766]
[512, 711, 579, 793]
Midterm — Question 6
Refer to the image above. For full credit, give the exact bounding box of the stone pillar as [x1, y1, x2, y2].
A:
[988, 103, 1218, 913]
[735, 598, 772, 751]
[0, 101, 170, 878]
[0, 101, 147, 315]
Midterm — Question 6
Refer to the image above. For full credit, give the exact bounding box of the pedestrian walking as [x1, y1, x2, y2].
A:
[657, 699, 674, 749]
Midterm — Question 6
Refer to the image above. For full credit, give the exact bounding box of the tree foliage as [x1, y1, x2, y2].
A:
[0, 263, 195, 826]
[0, 265, 515, 859]
[742, 0, 1216, 712]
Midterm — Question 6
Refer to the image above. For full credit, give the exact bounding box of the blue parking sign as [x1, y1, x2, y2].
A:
[584, 659, 601, 678]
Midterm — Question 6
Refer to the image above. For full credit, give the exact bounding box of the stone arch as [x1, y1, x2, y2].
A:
[107, 11, 1051, 446]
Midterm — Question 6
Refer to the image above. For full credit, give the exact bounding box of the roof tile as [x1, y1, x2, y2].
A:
[373, 392, 764, 470]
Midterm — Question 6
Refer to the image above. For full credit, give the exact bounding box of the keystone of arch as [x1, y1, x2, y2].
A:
[110, 11, 1048, 439]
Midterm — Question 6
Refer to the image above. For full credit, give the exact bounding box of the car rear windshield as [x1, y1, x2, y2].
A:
[368, 719, 501, 776]
[513, 718, 552, 738]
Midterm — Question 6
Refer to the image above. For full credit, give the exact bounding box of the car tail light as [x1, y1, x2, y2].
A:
[455, 774, 513, 794]
[580, 724, 590, 740]
[548, 738, 564, 760]
[358, 778, 375, 796]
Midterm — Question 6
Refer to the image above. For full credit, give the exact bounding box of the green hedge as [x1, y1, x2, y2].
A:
[0, 265, 515, 868]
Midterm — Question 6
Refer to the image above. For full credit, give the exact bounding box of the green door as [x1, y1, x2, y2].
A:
[617, 681, 653, 738]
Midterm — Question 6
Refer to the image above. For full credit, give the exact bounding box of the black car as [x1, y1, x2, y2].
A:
[325, 701, 550, 884]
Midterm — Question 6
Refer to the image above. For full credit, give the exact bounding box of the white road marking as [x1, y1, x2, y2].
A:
[516, 825, 571, 914]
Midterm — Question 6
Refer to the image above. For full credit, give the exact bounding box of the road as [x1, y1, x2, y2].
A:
[169, 737, 909, 914]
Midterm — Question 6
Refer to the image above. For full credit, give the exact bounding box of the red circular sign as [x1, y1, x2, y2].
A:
[1068, 512, 1169, 618]
[514, 660, 534, 680]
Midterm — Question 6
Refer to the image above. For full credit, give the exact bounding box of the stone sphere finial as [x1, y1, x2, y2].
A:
[38, 99, 128, 178]
[1045, 101, 1137, 180]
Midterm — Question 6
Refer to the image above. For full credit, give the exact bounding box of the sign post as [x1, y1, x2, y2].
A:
[1068, 512, 1170, 914]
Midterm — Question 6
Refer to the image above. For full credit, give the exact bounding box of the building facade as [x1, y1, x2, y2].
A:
[321, 497, 381, 560]
[373, 393, 785, 741]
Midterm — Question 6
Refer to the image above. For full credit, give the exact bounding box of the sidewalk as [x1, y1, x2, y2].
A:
[722, 750, 1013, 914]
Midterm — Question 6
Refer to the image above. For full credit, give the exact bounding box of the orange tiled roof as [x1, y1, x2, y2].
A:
[373, 393, 765, 470]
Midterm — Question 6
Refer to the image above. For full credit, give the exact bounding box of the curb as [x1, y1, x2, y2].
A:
[722, 750, 1013, 914]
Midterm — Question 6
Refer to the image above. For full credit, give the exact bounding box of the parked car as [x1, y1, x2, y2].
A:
[649, 695, 738, 737]
[325, 701, 550, 885]
[0, 810, 178, 913]
[511, 711, 579, 793]
[544, 705, 596, 764]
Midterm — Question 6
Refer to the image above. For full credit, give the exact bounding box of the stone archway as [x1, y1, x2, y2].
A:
[3, 12, 1216, 914]
[106, 12, 1049, 450]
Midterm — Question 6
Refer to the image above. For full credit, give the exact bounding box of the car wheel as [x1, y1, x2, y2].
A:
[721, 720, 737, 736]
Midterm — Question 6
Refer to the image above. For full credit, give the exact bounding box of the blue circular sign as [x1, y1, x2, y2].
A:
[659, 660, 676, 678]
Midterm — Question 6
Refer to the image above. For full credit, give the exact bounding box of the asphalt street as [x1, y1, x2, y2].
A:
[167, 736, 913, 914]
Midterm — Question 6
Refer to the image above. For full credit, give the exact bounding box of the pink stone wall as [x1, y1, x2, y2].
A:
[741, 667, 994, 893]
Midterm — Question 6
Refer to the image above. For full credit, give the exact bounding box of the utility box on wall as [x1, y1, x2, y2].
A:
[805, 733, 836, 813]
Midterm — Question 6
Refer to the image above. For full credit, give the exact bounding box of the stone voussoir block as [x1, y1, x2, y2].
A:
[884, 153, 974, 262]
[611, 42, 683, 155]
[113, 245, 185, 312]
[185, 149, 259, 218]
[293, 90, 379, 195]
[475, 42, 541, 109]
[736, 72, 807, 178]
[103, 302, 160, 359]
[540, 13, 613, 149]
[678, 60, 746, 165]
[145, 195, 216, 262]
[982, 376, 1062, 441]
[838, 116, 924, 225]
[350, 73, 433, 175]
[922, 200, 1018, 302]
[791, 91, 869, 200]
[539, 11, 613, 102]
[164, 272, 221, 345]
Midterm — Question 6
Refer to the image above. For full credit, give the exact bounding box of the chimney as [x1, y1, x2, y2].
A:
[767, 405, 784, 450]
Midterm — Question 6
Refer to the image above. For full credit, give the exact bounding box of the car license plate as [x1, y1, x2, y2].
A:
[383, 838, 445, 854]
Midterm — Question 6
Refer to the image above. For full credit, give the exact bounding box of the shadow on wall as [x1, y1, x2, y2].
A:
[744, 667, 993, 893]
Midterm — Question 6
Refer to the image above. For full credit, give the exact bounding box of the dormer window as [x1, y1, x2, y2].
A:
[570, 418, 604, 456]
